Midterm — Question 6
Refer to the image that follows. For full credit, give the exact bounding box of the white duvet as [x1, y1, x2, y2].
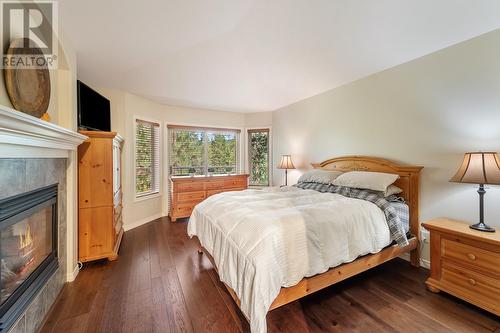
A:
[187, 187, 392, 333]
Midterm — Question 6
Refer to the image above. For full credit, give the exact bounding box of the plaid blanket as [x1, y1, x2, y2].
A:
[294, 182, 409, 246]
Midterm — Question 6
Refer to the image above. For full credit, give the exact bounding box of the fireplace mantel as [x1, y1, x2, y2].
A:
[0, 105, 87, 158]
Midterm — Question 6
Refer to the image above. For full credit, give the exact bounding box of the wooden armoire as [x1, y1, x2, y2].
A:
[78, 130, 124, 262]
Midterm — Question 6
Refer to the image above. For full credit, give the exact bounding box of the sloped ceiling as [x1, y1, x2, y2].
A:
[60, 0, 500, 112]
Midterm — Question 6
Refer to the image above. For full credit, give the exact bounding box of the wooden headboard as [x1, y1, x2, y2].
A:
[312, 156, 423, 263]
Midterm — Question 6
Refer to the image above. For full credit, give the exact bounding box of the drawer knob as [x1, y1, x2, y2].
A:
[467, 253, 476, 261]
[468, 278, 476, 286]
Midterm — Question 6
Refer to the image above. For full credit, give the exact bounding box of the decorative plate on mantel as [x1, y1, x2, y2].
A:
[3, 38, 51, 118]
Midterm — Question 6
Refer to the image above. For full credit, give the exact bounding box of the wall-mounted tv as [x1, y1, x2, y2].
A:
[77, 80, 111, 131]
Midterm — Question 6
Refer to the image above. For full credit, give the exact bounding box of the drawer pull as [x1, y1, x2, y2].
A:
[466, 253, 476, 261]
[468, 278, 476, 286]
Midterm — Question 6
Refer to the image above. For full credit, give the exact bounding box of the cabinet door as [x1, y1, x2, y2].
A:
[79, 206, 114, 261]
[79, 138, 113, 208]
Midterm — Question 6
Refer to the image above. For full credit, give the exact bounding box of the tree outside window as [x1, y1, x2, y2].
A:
[135, 119, 160, 196]
[169, 126, 240, 176]
[248, 129, 270, 186]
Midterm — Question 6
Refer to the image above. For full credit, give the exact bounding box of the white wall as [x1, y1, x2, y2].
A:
[245, 112, 273, 128]
[97, 90, 272, 230]
[273, 29, 500, 260]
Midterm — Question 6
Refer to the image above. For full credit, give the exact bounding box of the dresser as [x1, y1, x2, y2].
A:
[422, 218, 500, 316]
[78, 131, 124, 262]
[169, 174, 249, 221]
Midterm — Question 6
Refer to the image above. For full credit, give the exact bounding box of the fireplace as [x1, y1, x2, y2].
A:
[0, 184, 58, 331]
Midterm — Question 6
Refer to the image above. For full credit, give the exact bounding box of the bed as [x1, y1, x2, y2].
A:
[187, 156, 423, 332]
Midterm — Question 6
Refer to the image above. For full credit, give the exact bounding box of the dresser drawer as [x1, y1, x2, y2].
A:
[224, 187, 245, 192]
[224, 179, 247, 189]
[176, 191, 205, 203]
[441, 262, 500, 308]
[442, 238, 500, 276]
[205, 181, 224, 190]
[206, 189, 223, 197]
[176, 182, 205, 192]
[174, 202, 197, 215]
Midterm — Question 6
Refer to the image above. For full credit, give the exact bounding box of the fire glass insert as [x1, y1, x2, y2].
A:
[0, 185, 58, 331]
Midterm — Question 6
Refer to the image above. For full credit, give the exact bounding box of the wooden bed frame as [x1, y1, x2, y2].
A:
[196, 156, 423, 314]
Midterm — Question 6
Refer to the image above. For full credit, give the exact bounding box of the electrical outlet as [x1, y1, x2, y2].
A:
[420, 229, 430, 244]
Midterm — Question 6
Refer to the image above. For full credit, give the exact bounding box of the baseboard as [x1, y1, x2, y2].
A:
[123, 213, 164, 231]
[66, 264, 79, 282]
[399, 253, 430, 269]
[421, 258, 430, 269]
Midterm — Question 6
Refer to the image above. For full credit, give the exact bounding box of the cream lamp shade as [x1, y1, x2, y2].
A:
[450, 152, 500, 185]
[277, 155, 295, 170]
[277, 155, 295, 186]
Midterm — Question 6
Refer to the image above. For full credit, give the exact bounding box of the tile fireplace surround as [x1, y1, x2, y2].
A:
[0, 106, 87, 333]
[1, 159, 66, 333]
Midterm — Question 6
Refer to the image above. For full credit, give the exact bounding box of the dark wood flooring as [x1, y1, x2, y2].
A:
[41, 217, 500, 333]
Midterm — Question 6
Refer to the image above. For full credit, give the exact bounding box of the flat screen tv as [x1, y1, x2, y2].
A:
[77, 80, 111, 131]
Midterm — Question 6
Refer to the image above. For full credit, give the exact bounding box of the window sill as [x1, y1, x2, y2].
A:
[134, 191, 162, 203]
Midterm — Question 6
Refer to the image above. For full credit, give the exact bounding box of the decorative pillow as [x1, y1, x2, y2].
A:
[297, 169, 343, 184]
[383, 184, 403, 197]
[332, 171, 399, 192]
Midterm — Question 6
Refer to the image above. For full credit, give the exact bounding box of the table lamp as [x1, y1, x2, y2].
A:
[278, 155, 295, 186]
[450, 152, 500, 232]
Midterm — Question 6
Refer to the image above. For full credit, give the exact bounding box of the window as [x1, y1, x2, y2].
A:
[168, 125, 240, 176]
[135, 119, 160, 197]
[247, 128, 270, 186]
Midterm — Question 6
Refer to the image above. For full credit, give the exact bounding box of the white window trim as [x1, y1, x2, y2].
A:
[245, 126, 272, 187]
[134, 115, 162, 202]
[135, 191, 162, 202]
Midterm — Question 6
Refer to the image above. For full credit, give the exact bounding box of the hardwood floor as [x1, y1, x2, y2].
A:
[41, 217, 500, 333]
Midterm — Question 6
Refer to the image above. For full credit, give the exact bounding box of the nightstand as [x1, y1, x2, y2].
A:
[422, 218, 500, 316]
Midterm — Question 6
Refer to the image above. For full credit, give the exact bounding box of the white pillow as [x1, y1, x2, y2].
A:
[332, 171, 399, 192]
[298, 169, 343, 184]
[384, 185, 403, 197]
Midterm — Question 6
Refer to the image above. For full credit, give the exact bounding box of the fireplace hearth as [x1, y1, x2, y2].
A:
[0, 184, 58, 331]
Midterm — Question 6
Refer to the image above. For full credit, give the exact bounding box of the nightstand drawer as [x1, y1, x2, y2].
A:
[442, 262, 500, 308]
[442, 238, 500, 276]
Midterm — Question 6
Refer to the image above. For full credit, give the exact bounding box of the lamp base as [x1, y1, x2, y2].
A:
[470, 222, 496, 233]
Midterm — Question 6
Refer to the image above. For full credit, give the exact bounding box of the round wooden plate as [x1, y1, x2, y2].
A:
[3, 38, 51, 118]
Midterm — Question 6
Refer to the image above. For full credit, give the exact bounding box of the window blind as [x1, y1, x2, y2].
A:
[135, 119, 160, 197]
[168, 125, 240, 176]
